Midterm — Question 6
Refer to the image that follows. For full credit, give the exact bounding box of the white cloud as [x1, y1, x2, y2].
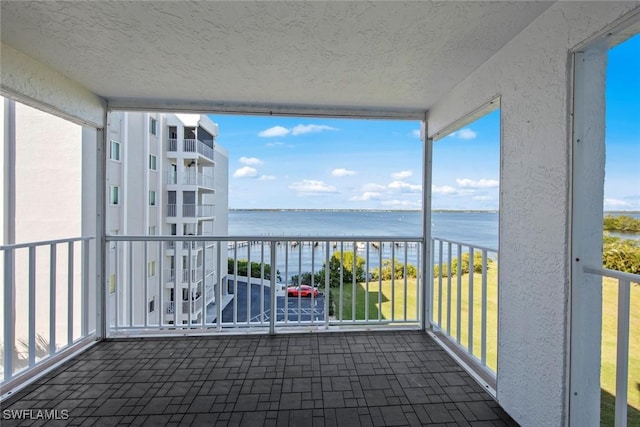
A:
[456, 178, 499, 188]
[289, 179, 337, 194]
[233, 166, 258, 178]
[457, 128, 477, 139]
[259, 175, 276, 181]
[388, 181, 422, 192]
[391, 170, 413, 180]
[411, 129, 421, 138]
[291, 124, 338, 136]
[381, 200, 421, 208]
[258, 126, 290, 137]
[332, 168, 357, 177]
[239, 156, 263, 165]
[432, 185, 457, 195]
[473, 195, 493, 201]
[604, 198, 631, 208]
[350, 192, 382, 201]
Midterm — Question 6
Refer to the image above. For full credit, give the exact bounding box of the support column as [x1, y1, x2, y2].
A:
[569, 47, 607, 427]
[421, 120, 432, 331]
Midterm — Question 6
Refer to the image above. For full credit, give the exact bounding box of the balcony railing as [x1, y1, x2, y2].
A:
[166, 204, 215, 218]
[583, 265, 640, 427]
[164, 297, 204, 316]
[429, 237, 499, 387]
[166, 138, 214, 162]
[183, 138, 214, 162]
[1, 236, 95, 390]
[104, 235, 423, 336]
[164, 268, 214, 284]
[166, 171, 214, 189]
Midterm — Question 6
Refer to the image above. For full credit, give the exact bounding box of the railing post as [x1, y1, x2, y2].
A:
[28, 246, 36, 367]
[216, 241, 223, 331]
[269, 242, 276, 334]
[614, 279, 630, 427]
[4, 248, 15, 381]
[49, 244, 57, 355]
[324, 242, 330, 329]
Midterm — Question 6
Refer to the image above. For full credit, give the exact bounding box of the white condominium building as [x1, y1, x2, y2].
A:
[107, 112, 229, 327]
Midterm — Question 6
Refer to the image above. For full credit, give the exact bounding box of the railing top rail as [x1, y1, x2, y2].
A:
[431, 236, 497, 253]
[1, 236, 94, 250]
[105, 235, 424, 243]
[583, 265, 640, 283]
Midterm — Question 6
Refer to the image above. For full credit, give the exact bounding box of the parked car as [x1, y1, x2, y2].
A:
[287, 285, 319, 298]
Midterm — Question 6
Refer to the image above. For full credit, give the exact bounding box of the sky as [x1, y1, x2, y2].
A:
[211, 34, 639, 211]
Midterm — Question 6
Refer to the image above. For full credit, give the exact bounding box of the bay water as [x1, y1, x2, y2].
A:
[228, 210, 498, 282]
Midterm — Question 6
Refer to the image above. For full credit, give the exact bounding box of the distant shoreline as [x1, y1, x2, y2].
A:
[229, 209, 496, 213]
[229, 209, 639, 214]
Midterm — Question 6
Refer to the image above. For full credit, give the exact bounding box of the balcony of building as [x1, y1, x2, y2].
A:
[2, 2, 640, 426]
[165, 204, 215, 220]
[166, 171, 215, 193]
[166, 138, 215, 165]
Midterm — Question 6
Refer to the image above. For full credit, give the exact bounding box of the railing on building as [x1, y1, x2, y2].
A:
[1, 237, 95, 391]
[166, 138, 214, 162]
[105, 235, 423, 336]
[183, 139, 214, 162]
[183, 172, 215, 189]
[583, 265, 639, 427]
[429, 237, 499, 389]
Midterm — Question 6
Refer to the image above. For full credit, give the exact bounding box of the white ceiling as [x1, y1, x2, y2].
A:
[1, 1, 554, 117]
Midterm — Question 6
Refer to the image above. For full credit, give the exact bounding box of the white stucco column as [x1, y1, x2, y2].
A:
[569, 46, 607, 427]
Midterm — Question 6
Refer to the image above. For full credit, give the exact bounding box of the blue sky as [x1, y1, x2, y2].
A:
[212, 34, 638, 211]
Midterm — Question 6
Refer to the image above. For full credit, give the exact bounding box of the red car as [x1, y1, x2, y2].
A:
[287, 285, 319, 298]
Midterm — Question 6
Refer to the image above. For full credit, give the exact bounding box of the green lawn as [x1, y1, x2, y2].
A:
[330, 269, 639, 425]
[330, 278, 419, 322]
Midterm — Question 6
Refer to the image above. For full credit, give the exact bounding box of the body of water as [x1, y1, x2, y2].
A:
[228, 210, 498, 282]
[227, 210, 639, 283]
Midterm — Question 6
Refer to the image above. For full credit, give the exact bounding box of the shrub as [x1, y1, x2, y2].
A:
[370, 259, 417, 280]
[432, 252, 493, 277]
[602, 236, 640, 275]
[228, 258, 280, 280]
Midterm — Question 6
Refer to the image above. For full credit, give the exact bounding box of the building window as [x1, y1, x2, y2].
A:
[148, 261, 156, 277]
[110, 140, 120, 161]
[149, 297, 155, 313]
[110, 186, 119, 205]
[149, 190, 156, 206]
[108, 274, 116, 294]
[148, 226, 156, 236]
[149, 154, 157, 170]
[150, 117, 157, 135]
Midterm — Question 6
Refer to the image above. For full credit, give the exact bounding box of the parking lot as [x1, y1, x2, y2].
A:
[222, 281, 325, 323]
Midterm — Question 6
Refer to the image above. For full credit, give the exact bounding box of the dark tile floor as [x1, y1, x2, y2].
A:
[2, 331, 518, 426]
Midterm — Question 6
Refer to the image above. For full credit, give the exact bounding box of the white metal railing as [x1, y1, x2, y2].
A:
[1, 236, 94, 389]
[165, 171, 177, 185]
[104, 235, 423, 335]
[182, 172, 215, 189]
[430, 237, 499, 381]
[183, 139, 214, 162]
[583, 265, 639, 427]
[167, 204, 177, 217]
[167, 138, 177, 152]
[181, 204, 215, 218]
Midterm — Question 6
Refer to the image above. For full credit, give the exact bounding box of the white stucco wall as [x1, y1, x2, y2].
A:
[0, 43, 105, 128]
[427, 2, 640, 426]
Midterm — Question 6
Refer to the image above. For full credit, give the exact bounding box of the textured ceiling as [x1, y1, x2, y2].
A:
[1, 1, 554, 116]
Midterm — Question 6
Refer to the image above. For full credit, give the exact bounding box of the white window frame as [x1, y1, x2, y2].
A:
[109, 140, 120, 161]
[149, 154, 157, 170]
[149, 190, 156, 206]
[109, 185, 120, 205]
[148, 261, 156, 277]
[150, 117, 157, 135]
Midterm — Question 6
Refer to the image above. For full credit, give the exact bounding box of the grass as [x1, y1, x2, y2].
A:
[600, 277, 640, 426]
[330, 278, 418, 322]
[330, 269, 639, 425]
